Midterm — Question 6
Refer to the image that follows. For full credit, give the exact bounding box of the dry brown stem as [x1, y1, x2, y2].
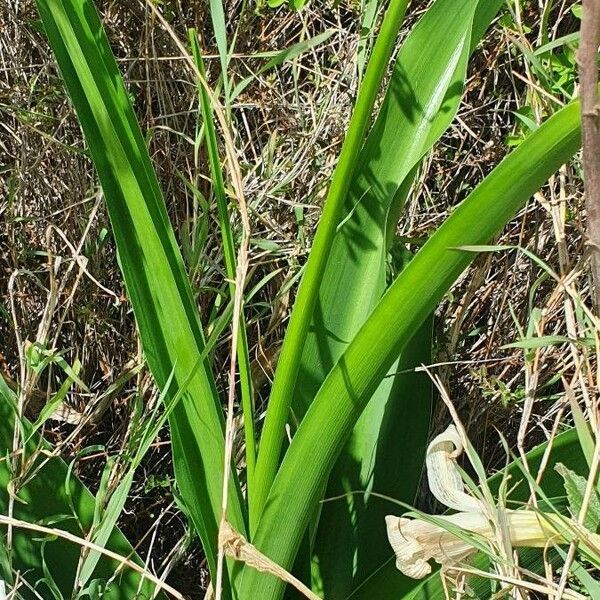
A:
[219, 521, 322, 600]
[580, 0, 600, 311]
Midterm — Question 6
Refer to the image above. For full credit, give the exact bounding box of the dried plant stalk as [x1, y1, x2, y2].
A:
[580, 0, 600, 310]
[219, 521, 322, 600]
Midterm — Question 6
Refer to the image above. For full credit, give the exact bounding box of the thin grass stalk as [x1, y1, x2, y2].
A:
[252, 0, 411, 527]
[188, 29, 257, 505]
[209, 0, 232, 122]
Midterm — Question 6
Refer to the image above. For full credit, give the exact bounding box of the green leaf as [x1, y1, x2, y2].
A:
[252, 0, 412, 527]
[209, 0, 232, 110]
[293, 0, 489, 423]
[501, 335, 594, 350]
[357, 0, 381, 81]
[534, 32, 580, 56]
[26, 359, 81, 443]
[0, 378, 163, 599]
[310, 319, 432, 598]
[240, 91, 583, 600]
[567, 386, 595, 468]
[555, 463, 600, 532]
[77, 467, 135, 588]
[33, 0, 246, 591]
[557, 551, 600, 600]
[189, 30, 256, 511]
[296, 0, 502, 593]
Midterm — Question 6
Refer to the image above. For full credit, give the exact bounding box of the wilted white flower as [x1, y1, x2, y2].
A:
[385, 425, 576, 579]
[386, 509, 561, 578]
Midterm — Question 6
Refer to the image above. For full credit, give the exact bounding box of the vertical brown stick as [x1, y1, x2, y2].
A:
[580, 0, 600, 311]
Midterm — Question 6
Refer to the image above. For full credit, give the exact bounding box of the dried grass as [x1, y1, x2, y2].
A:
[0, 0, 590, 596]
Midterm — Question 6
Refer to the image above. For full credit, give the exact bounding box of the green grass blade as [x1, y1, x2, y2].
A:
[77, 370, 178, 588]
[230, 30, 334, 101]
[209, 0, 232, 118]
[188, 29, 257, 509]
[357, 0, 381, 82]
[77, 470, 135, 588]
[34, 0, 246, 588]
[240, 95, 583, 600]
[25, 359, 80, 443]
[252, 0, 411, 528]
[0, 378, 164, 599]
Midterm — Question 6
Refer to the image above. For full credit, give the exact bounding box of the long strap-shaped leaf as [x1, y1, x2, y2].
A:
[294, 0, 504, 421]
[239, 96, 583, 600]
[291, 0, 504, 425]
[293, 0, 484, 422]
[34, 0, 247, 588]
[251, 0, 411, 524]
[310, 319, 432, 599]
[301, 1, 502, 594]
[253, 0, 505, 524]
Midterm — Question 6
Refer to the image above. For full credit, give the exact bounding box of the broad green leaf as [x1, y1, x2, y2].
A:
[253, 0, 505, 526]
[298, 1, 502, 594]
[311, 320, 432, 599]
[556, 463, 600, 532]
[0, 378, 163, 599]
[253, 0, 412, 528]
[33, 0, 246, 591]
[240, 92, 583, 600]
[293, 0, 489, 424]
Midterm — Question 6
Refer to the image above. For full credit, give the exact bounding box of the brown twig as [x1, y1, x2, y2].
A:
[580, 0, 600, 311]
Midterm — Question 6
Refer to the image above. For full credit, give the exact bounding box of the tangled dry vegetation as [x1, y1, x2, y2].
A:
[0, 0, 590, 596]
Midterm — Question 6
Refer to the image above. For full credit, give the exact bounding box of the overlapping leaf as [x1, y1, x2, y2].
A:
[240, 92, 583, 600]
[300, 1, 503, 595]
